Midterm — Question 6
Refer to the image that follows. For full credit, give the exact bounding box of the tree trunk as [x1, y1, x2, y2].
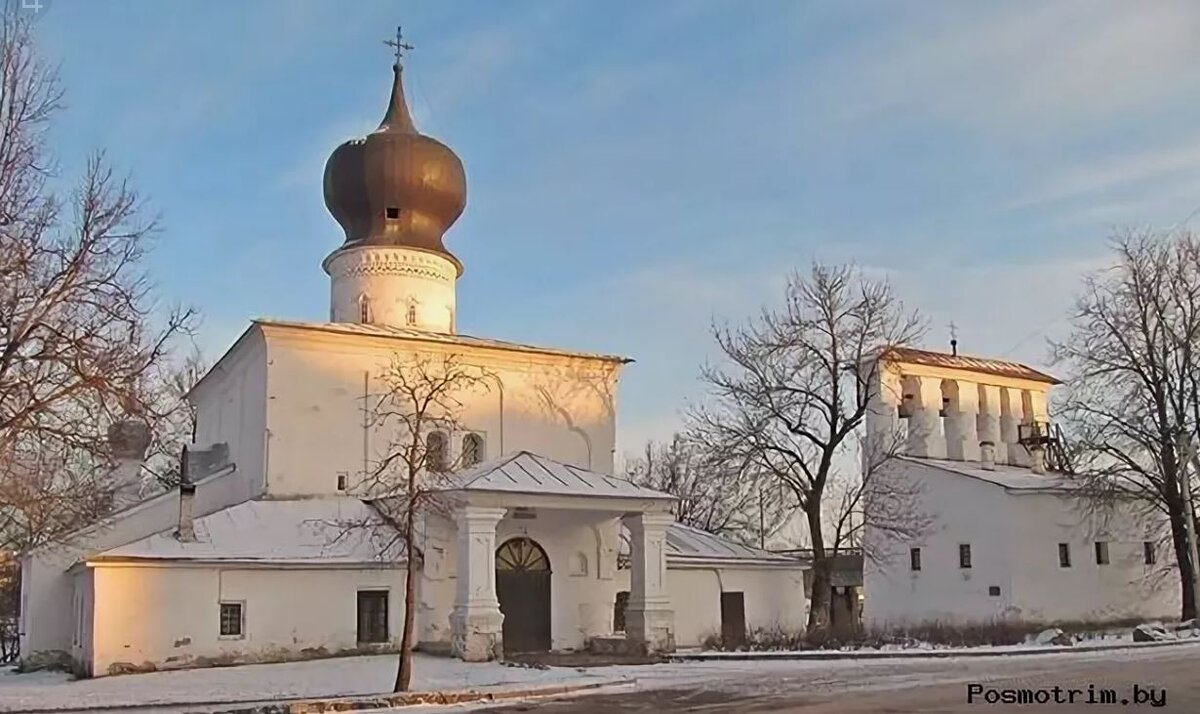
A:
[1167, 492, 1198, 621]
[805, 504, 831, 638]
[394, 503, 419, 692]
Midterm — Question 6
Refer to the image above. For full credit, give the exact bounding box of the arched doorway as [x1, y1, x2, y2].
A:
[495, 537, 551, 653]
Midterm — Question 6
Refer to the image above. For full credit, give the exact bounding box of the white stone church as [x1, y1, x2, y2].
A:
[18, 57, 806, 677]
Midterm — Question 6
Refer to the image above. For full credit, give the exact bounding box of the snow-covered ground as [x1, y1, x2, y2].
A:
[0, 655, 619, 712]
[3, 640, 1198, 713]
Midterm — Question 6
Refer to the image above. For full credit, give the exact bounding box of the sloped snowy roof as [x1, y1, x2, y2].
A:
[90, 498, 403, 565]
[880, 346, 1060, 384]
[900, 456, 1079, 492]
[254, 319, 631, 364]
[616, 522, 803, 568]
[442, 451, 675, 501]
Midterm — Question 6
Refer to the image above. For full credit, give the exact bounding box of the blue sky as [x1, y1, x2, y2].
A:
[31, 0, 1200, 451]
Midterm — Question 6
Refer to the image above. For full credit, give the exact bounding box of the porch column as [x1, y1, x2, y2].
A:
[450, 506, 507, 662]
[623, 512, 675, 653]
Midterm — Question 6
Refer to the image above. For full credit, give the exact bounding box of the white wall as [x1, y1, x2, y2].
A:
[619, 566, 807, 648]
[20, 472, 246, 661]
[864, 460, 1180, 627]
[190, 328, 269, 502]
[863, 461, 1016, 626]
[257, 324, 621, 498]
[86, 565, 407, 676]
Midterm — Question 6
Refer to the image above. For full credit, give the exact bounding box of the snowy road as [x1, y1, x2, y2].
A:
[480, 643, 1200, 713]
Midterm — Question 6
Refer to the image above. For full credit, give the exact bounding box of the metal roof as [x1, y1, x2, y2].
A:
[881, 346, 1060, 384]
[616, 522, 802, 568]
[444, 451, 675, 501]
[90, 498, 404, 565]
[898, 456, 1079, 492]
[254, 319, 631, 364]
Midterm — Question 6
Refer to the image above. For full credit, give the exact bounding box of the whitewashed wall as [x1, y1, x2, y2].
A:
[864, 460, 1180, 627]
[20, 473, 245, 662]
[255, 324, 622, 498]
[84, 565, 407, 677]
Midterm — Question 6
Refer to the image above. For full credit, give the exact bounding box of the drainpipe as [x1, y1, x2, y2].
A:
[176, 448, 197, 542]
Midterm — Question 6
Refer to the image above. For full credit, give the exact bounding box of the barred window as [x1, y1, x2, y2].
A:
[909, 547, 921, 572]
[1058, 543, 1071, 568]
[462, 433, 484, 467]
[426, 431, 447, 473]
[219, 602, 243, 638]
[959, 543, 972, 569]
[357, 590, 389, 643]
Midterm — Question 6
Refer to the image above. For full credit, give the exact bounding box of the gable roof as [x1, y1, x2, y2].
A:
[89, 498, 404, 566]
[880, 346, 1060, 385]
[254, 319, 632, 364]
[440, 451, 675, 501]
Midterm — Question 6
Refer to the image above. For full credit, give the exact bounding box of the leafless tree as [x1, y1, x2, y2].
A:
[1052, 228, 1200, 620]
[624, 433, 788, 547]
[139, 349, 208, 490]
[352, 352, 486, 692]
[0, 3, 195, 551]
[688, 263, 923, 636]
[827, 431, 930, 563]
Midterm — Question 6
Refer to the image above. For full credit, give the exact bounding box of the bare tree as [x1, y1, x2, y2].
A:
[1052, 228, 1200, 620]
[688, 263, 922, 636]
[624, 433, 788, 547]
[354, 352, 485, 692]
[0, 4, 195, 551]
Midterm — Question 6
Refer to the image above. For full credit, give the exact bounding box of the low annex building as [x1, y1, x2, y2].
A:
[862, 347, 1179, 627]
[19, 51, 807, 677]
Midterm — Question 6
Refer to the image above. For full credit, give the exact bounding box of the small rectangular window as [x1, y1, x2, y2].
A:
[385, 207, 400, 219]
[1144, 541, 1157, 565]
[1058, 543, 1071, 568]
[1095, 541, 1110, 565]
[909, 547, 922, 572]
[337, 473, 347, 491]
[959, 544, 972, 569]
[613, 591, 630, 632]
[988, 585, 1001, 597]
[219, 602, 243, 638]
[357, 590, 389, 643]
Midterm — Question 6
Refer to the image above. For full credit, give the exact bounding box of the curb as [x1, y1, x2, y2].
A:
[667, 637, 1200, 663]
[197, 679, 628, 714]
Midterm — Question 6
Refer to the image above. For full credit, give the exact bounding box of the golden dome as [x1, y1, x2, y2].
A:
[323, 64, 467, 272]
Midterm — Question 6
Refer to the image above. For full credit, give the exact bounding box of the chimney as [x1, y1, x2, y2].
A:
[979, 441, 996, 471]
[176, 446, 197, 542]
[1029, 444, 1047, 475]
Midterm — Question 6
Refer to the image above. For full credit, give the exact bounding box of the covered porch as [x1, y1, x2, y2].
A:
[435, 451, 676, 662]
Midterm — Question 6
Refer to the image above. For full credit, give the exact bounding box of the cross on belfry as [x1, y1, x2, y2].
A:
[384, 25, 414, 65]
[948, 321, 959, 356]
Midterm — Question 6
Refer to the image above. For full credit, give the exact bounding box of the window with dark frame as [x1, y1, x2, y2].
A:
[909, 547, 922, 571]
[357, 590, 389, 644]
[219, 602, 243, 637]
[337, 473, 347, 491]
[1144, 541, 1157, 565]
[1095, 541, 1110, 565]
[426, 431, 447, 473]
[385, 207, 400, 219]
[462, 433, 483, 467]
[988, 585, 1001, 596]
[1058, 543, 1071, 568]
[958, 543, 972, 569]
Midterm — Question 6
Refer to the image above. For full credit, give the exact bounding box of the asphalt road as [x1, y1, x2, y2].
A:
[478, 645, 1200, 713]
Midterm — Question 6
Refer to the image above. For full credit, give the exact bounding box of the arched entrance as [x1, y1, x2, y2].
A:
[495, 537, 551, 653]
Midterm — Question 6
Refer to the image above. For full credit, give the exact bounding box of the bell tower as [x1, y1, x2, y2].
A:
[321, 27, 467, 333]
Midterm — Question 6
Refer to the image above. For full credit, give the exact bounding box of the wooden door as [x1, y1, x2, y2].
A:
[495, 538, 552, 653]
[720, 592, 746, 648]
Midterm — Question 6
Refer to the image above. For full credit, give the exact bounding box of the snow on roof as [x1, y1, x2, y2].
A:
[899, 456, 1078, 492]
[616, 522, 802, 568]
[254, 319, 632, 364]
[880, 346, 1060, 384]
[90, 498, 403, 565]
[442, 451, 675, 501]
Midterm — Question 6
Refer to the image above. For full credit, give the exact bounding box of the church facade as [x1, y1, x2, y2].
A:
[19, 56, 806, 677]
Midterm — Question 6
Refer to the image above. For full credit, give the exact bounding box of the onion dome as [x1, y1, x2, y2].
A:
[323, 64, 467, 270]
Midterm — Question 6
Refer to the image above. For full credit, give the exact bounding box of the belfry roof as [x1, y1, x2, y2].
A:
[880, 346, 1060, 384]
